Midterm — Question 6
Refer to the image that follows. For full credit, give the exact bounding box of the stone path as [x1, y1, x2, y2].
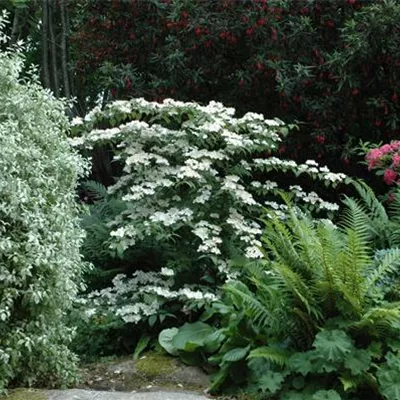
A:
[47, 390, 208, 400]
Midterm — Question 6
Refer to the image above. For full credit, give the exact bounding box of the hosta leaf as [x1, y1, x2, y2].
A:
[258, 371, 285, 394]
[158, 328, 179, 356]
[203, 329, 226, 353]
[313, 330, 354, 362]
[312, 390, 342, 400]
[172, 322, 215, 352]
[344, 349, 372, 375]
[222, 345, 250, 362]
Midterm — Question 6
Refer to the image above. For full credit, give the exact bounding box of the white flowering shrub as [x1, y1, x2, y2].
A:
[0, 13, 87, 393]
[72, 97, 348, 327]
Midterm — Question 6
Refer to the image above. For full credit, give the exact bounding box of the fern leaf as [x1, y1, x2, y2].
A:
[248, 346, 292, 367]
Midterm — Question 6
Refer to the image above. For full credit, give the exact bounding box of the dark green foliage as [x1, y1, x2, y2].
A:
[71, 0, 400, 170]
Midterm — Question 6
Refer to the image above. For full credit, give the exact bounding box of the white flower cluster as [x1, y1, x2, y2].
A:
[254, 157, 347, 185]
[290, 185, 339, 211]
[81, 270, 218, 324]
[193, 220, 223, 255]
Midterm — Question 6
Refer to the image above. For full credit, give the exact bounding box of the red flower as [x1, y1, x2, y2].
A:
[124, 78, 132, 89]
[256, 62, 264, 71]
[391, 93, 398, 102]
[384, 168, 398, 185]
[246, 27, 255, 36]
[316, 135, 325, 144]
[194, 26, 202, 36]
[374, 120, 382, 127]
[351, 88, 359, 96]
[271, 28, 278, 41]
[326, 20, 335, 28]
[110, 88, 117, 97]
[257, 18, 266, 26]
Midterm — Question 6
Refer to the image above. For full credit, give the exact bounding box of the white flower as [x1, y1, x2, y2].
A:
[161, 268, 174, 277]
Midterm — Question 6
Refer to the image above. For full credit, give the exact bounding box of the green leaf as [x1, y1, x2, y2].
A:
[258, 371, 285, 394]
[209, 364, 230, 392]
[148, 315, 157, 327]
[203, 329, 226, 353]
[158, 328, 179, 356]
[178, 351, 203, 366]
[344, 349, 372, 375]
[289, 352, 313, 376]
[292, 376, 305, 390]
[282, 392, 310, 400]
[312, 390, 342, 400]
[313, 330, 354, 362]
[172, 322, 215, 352]
[133, 334, 151, 360]
[340, 373, 359, 392]
[377, 354, 400, 400]
[248, 346, 291, 367]
[222, 345, 250, 362]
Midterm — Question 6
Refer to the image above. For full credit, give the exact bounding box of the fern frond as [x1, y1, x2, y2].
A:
[365, 248, 400, 294]
[340, 196, 371, 242]
[82, 180, 108, 200]
[247, 346, 292, 367]
[224, 281, 274, 329]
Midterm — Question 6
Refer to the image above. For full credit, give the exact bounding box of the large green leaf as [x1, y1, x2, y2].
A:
[377, 353, 400, 400]
[258, 371, 285, 394]
[313, 330, 354, 362]
[172, 322, 215, 352]
[344, 349, 372, 376]
[289, 352, 314, 376]
[312, 390, 342, 400]
[158, 328, 179, 356]
[203, 329, 226, 353]
[222, 345, 250, 362]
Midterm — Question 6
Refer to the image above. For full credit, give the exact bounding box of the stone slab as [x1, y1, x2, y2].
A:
[46, 390, 208, 400]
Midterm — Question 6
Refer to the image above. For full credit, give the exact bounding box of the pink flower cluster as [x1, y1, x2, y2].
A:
[366, 141, 400, 186]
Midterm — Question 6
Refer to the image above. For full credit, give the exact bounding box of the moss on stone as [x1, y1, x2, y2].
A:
[6, 389, 47, 400]
[135, 352, 178, 378]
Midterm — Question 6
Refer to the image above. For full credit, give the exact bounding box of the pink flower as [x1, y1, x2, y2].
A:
[366, 148, 383, 169]
[384, 168, 398, 185]
[391, 141, 400, 151]
[380, 144, 393, 154]
[393, 154, 400, 168]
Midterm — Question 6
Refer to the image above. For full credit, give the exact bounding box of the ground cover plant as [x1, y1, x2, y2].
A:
[0, 12, 87, 393]
[160, 189, 400, 399]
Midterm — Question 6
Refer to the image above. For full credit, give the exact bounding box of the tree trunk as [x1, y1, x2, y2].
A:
[41, 0, 51, 89]
[10, 8, 22, 46]
[48, 2, 60, 97]
[59, 0, 71, 98]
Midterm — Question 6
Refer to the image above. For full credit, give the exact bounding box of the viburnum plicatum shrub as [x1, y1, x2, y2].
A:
[70, 0, 399, 168]
[72, 97, 348, 326]
[0, 13, 87, 393]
